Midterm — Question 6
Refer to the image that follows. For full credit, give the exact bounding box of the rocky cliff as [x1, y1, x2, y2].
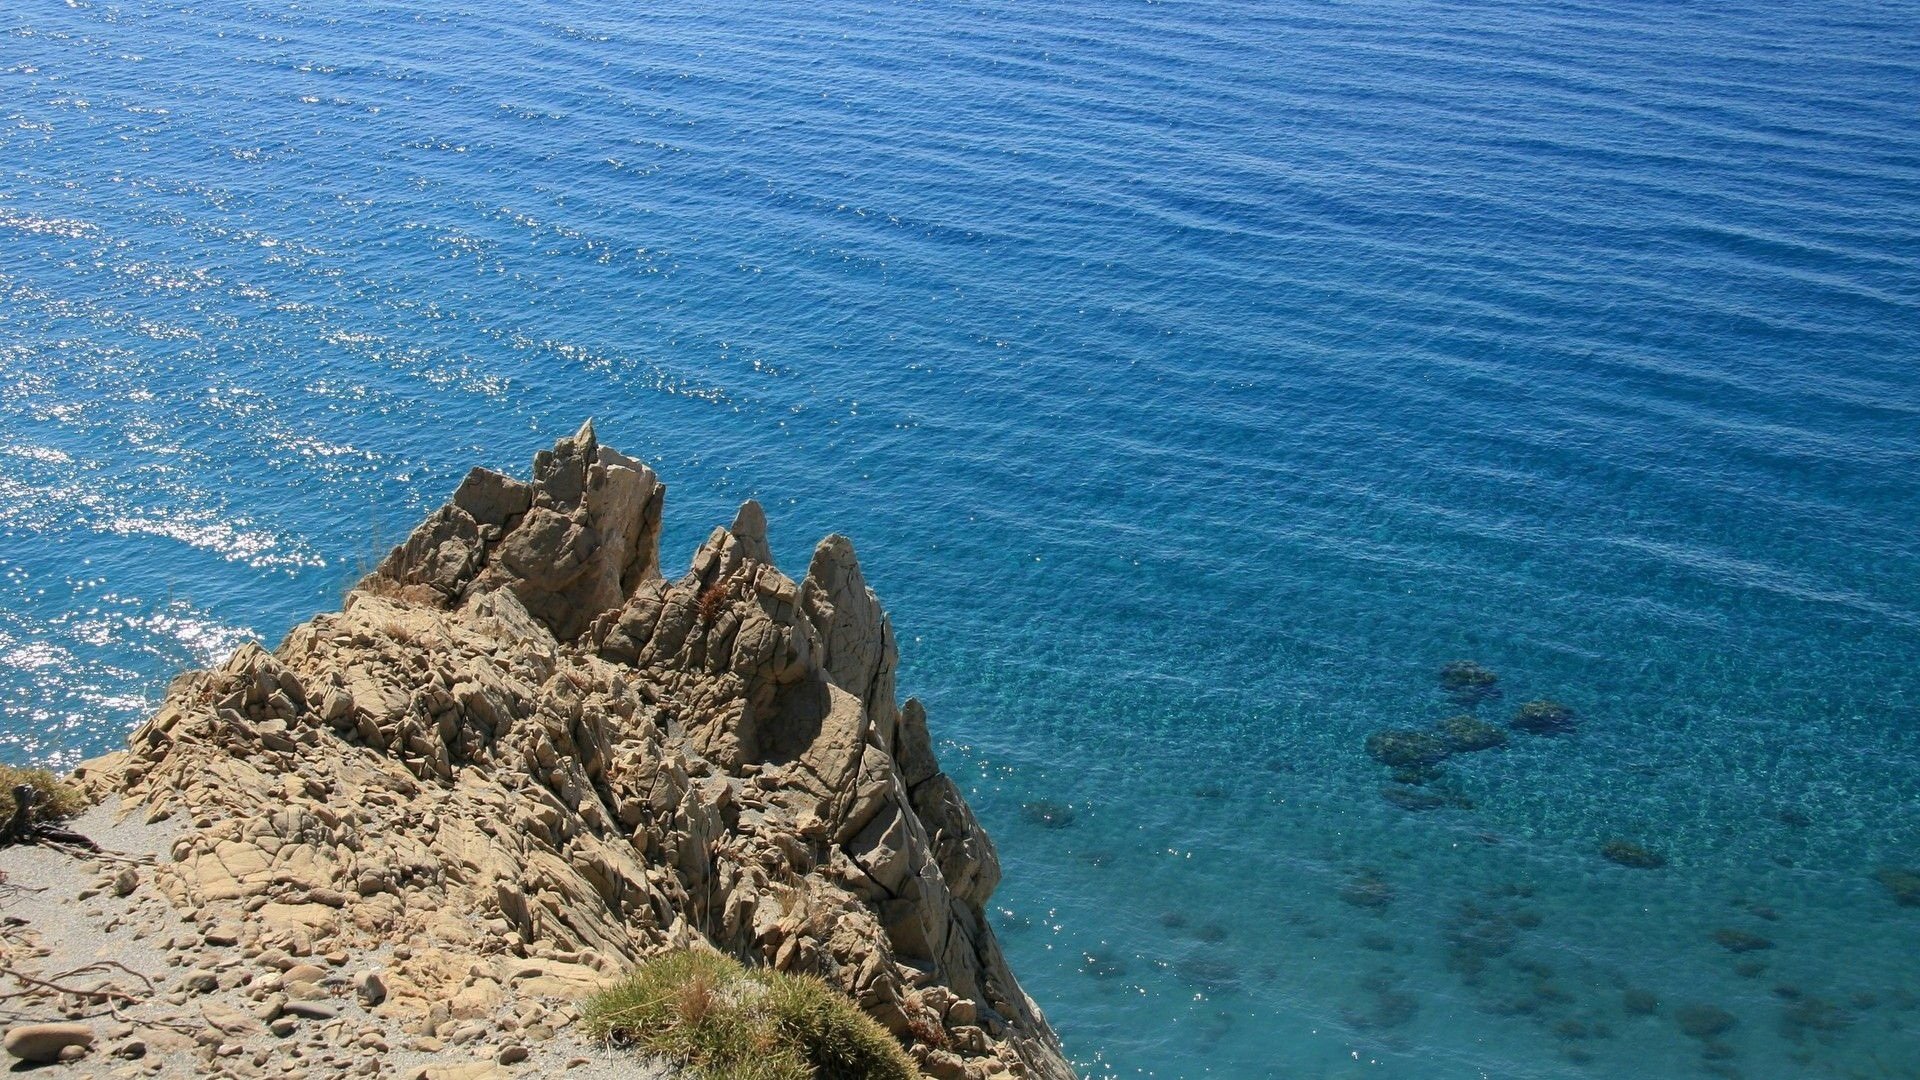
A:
[72, 422, 1072, 1080]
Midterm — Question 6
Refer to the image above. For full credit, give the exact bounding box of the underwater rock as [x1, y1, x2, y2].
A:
[1339, 870, 1394, 910]
[1732, 959, 1767, 979]
[1675, 1003, 1737, 1040]
[1390, 763, 1445, 786]
[1622, 988, 1660, 1016]
[1343, 968, 1419, 1032]
[1436, 713, 1507, 752]
[1379, 784, 1452, 812]
[1194, 923, 1229, 944]
[1364, 729, 1451, 768]
[1443, 905, 1519, 973]
[1699, 1038, 1738, 1063]
[1711, 928, 1774, 953]
[1510, 699, 1576, 735]
[1779, 996, 1853, 1041]
[1021, 800, 1077, 829]
[1777, 807, 1813, 828]
[1600, 838, 1667, 869]
[1552, 1018, 1591, 1041]
[1080, 948, 1129, 980]
[1175, 956, 1241, 996]
[1439, 660, 1500, 703]
[1875, 866, 1920, 906]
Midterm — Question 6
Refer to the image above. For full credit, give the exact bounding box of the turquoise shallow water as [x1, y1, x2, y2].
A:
[4, 0, 1920, 1076]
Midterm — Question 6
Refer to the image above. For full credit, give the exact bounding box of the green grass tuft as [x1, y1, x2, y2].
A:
[0, 766, 88, 829]
[584, 950, 920, 1080]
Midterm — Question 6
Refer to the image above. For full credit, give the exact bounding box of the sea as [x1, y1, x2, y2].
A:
[3, 1, 1918, 1077]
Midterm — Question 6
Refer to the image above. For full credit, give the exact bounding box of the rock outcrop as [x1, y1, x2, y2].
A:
[73, 422, 1072, 1080]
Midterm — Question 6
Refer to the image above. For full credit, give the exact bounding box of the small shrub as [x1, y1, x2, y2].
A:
[697, 581, 729, 626]
[0, 766, 88, 830]
[585, 950, 919, 1080]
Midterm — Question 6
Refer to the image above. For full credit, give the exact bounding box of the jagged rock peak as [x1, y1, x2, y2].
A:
[372, 419, 666, 642]
[78, 426, 1071, 1080]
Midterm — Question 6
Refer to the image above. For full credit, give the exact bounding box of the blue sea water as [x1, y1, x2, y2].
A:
[4, 0, 1920, 1075]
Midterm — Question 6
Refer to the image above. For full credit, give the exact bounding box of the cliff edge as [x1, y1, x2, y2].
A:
[65, 422, 1072, 1080]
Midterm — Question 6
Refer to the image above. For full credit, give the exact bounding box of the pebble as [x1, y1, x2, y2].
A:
[283, 964, 329, 986]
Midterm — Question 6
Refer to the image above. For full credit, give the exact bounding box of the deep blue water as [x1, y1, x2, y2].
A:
[5, 0, 1920, 1076]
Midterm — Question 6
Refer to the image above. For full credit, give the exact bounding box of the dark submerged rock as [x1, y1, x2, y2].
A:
[1779, 996, 1853, 1041]
[1675, 1003, 1737, 1040]
[1364, 729, 1451, 768]
[1510, 699, 1576, 735]
[1389, 763, 1444, 786]
[1339, 870, 1394, 910]
[1875, 866, 1920, 906]
[1711, 928, 1774, 953]
[1436, 713, 1507, 752]
[1622, 988, 1660, 1016]
[1020, 801, 1076, 829]
[1175, 956, 1241, 996]
[1600, 838, 1666, 869]
[1439, 660, 1500, 703]
[1379, 785, 1451, 812]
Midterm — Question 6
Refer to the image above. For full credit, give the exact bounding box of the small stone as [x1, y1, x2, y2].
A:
[355, 971, 387, 1007]
[113, 1039, 146, 1059]
[205, 924, 243, 947]
[282, 1001, 339, 1021]
[269, 1018, 300, 1039]
[181, 969, 220, 994]
[4, 1023, 96, 1063]
[283, 964, 329, 986]
[497, 1045, 529, 1064]
[112, 867, 140, 897]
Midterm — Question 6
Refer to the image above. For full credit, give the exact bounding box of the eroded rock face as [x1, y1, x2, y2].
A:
[77, 425, 1071, 1080]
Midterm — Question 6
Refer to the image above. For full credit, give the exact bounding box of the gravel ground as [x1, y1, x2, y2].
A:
[0, 802, 665, 1079]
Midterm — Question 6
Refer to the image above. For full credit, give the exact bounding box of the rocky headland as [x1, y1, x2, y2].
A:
[1, 423, 1072, 1080]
